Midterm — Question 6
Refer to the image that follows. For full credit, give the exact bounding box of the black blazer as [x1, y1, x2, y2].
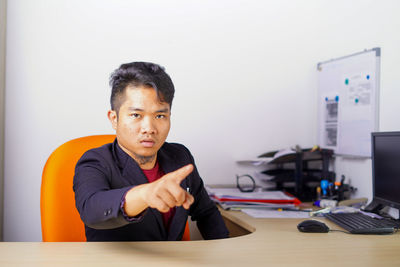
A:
[73, 139, 229, 241]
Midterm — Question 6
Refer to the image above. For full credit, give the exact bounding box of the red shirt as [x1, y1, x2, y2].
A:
[142, 161, 176, 231]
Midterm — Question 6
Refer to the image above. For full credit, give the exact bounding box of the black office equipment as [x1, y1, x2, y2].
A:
[325, 131, 400, 234]
[325, 212, 398, 234]
[297, 220, 329, 233]
[364, 132, 400, 212]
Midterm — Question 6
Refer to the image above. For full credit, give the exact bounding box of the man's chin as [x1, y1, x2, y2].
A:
[136, 148, 157, 157]
[132, 153, 156, 165]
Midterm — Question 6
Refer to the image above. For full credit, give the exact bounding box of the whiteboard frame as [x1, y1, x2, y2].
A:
[317, 48, 380, 158]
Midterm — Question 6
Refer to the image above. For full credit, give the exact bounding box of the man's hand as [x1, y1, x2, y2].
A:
[141, 164, 194, 212]
[124, 164, 195, 216]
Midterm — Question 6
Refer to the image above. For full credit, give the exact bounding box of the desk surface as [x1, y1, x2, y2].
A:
[1, 210, 399, 266]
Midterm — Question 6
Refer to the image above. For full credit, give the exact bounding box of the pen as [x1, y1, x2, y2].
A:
[277, 208, 312, 212]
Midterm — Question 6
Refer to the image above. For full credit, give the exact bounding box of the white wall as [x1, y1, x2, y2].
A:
[3, 0, 400, 241]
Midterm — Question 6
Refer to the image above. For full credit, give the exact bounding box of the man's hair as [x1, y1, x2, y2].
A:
[109, 62, 175, 113]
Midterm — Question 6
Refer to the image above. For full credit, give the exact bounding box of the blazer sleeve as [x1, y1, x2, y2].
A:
[184, 148, 230, 240]
[73, 150, 142, 230]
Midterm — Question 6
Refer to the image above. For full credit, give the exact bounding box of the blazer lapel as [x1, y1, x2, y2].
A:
[121, 158, 148, 185]
[113, 140, 148, 186]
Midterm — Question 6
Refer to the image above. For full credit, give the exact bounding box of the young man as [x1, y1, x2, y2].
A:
[73, 62, 229, 241]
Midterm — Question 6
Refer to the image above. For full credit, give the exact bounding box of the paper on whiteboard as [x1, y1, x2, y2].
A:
[344, 72, 373, 107]
[322, 93, 339, 148]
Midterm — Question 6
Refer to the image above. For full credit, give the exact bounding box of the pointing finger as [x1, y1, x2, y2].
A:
[166, 164, 194, 183]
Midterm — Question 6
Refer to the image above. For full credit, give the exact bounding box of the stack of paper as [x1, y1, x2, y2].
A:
[206, 187, 301, 210]
[242, 209, 310, 219]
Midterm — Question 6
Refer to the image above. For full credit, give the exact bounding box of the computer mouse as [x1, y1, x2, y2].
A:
[297, 220, 330, 233]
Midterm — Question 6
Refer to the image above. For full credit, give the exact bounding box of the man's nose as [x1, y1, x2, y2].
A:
[141, 117, 156, 134]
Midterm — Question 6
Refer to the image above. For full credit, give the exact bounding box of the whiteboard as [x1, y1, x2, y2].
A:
[317, 48, 380, 157]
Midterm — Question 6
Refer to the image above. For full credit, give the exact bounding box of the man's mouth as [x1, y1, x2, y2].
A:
[140, 139, 156, 148]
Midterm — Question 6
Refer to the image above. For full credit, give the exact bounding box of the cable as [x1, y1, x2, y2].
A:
[329, 229, 351, 234]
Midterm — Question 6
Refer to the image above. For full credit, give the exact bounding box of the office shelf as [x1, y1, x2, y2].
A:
[261, 148, 335, 201]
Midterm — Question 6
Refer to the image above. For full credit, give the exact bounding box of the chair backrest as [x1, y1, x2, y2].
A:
[41, 135, 116, 242]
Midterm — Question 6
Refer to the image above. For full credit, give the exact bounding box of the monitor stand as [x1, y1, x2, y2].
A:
[362, 200, 384, 214]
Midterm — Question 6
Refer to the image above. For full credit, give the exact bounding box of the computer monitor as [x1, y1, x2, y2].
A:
[364, 132, 400, 213]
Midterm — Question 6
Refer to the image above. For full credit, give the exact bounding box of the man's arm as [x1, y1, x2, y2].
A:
[191, 186, 230, 240]
[73, 151, 134, 229]
[184, 150, 230, 240]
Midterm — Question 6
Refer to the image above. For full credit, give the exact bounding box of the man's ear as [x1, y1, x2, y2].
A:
[107, 110, 118, 130]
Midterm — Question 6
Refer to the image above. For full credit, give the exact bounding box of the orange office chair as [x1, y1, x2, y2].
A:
[40, 134, 190, 241]
[41, 135, 116, 241]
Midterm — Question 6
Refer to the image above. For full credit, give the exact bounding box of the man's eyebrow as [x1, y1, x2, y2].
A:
[127, 107, 169, 113]
[127, 107, 144, 111]
[156, 108, 170, 113]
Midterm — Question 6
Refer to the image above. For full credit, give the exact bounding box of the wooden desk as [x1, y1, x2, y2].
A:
[1, 210, 399, 266]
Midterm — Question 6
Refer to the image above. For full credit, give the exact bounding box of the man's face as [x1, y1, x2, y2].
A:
[108, 86, 171, 169]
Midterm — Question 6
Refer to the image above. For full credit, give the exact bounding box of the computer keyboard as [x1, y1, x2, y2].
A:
[324, 212, 400, 234]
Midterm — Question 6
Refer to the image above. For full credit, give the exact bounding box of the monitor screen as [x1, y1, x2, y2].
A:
[372, 132, 400, 210]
